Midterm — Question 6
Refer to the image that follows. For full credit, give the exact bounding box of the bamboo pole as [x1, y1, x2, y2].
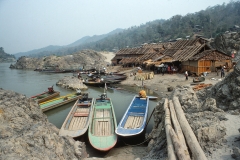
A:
[172, 96, 207, 160]
[164, 98, 177, 160]
[169, 100, 190, 159]
[169, 127, 191, 160]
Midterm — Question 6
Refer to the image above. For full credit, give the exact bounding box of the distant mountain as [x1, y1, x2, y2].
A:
[13, 1, 240, 58]
[0, 47, 16, 62]
[67, 28, 123, 47]
[14, 28, 124, 58]
[14, 45, 62, 58]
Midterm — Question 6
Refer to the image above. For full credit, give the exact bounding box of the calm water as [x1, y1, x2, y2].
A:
[0, 62, 158, 156]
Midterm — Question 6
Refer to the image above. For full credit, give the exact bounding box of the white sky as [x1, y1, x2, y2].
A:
[0, 0, 231, 54]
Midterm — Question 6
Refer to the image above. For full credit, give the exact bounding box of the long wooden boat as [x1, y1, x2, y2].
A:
[83, 80, 121, 87]
[31, 90, 60, 103]
[59, 94, 94, 138]
[115, 95, 149, 137]
[88, 93, 117, 151]
[39, 93, 82, 112]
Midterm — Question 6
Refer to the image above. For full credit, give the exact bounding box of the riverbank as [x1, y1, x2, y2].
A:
[99, 53, 240, 160]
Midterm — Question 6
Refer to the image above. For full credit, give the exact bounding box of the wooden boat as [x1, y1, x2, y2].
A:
[31, 86, 60, 103]
[102, 75, 127, 81]
[39, 92, 82, 112]
[39, 69, 74, 73]
[115, 95, 149, 137]
[59, 94, 94, 138]
[88, 92, 117, 151]
[83, 79, 121, 87]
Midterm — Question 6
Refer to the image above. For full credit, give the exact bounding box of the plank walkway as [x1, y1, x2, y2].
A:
[124, 116, 143, 129]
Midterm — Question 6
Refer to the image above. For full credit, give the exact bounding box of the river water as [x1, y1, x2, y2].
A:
[0, 62, 159, 156]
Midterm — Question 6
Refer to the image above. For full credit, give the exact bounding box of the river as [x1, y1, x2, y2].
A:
[0, 62, 158, 157]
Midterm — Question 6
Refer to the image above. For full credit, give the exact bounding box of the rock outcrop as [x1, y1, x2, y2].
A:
[0, 89, 88, 159]
[143, 85, 226, 159]
[56, 76, 88, 90]
[197, 60, 240, 111]
[9, 50, 109, 70]
[211, 31, 240, 62]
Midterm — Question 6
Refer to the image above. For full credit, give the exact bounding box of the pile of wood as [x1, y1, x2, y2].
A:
[192, 83, 212, 91]
[134, 72, 154, 81]
[164, 97, 207, 160]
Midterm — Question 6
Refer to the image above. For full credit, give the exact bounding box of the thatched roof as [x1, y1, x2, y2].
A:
[189, 50, 232, 61]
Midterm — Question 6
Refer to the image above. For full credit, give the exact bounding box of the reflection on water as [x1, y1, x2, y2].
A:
[0, 63, 158, 157]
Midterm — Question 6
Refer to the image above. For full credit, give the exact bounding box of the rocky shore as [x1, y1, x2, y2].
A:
[0, 89, 88, 160]
[2, 50, 240, 160]
[9, 50, 110, 70]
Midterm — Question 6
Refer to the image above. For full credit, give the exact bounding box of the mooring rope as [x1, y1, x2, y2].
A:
[122, 135, 152, 146]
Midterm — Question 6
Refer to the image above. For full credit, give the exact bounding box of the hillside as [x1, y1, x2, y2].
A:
[14, 28, 123, 58]
[14, 1, 240, 58]
[0, 47, 16, 62]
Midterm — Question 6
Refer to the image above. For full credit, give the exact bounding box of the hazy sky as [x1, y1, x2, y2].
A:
[0, 0, 231, 54]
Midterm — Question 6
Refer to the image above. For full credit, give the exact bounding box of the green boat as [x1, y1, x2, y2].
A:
[88, 92, 117, 151]
[39, 92, 82, 112]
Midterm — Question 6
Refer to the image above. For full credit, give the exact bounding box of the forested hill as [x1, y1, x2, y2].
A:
[83, 1, 240, 50]
[0, 47, 16, 62]
[18, 1, 240, 58]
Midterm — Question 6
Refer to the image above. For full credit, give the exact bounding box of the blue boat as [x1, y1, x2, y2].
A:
[115, 95, 149, 137]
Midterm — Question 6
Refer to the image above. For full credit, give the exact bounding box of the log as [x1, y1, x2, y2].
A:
[169, 100, 190, 159]
[169, 127, 191, 160]
[173, 96, 207, 160]
[164, 98, 177, 160]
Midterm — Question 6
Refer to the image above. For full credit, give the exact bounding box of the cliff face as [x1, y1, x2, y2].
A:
[9, 49, 109, 70]
[211, 31, 240, 62]
[0, 89, 87, 159]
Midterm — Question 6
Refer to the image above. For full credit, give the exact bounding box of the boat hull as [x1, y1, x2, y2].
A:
[83, 80, 121, 87]
[39, 93, 82, 112]
[59, 95, 94, 138]
[115, 96, 149, 137]
[88, 98, 117, 151]
[31, 91, 60, 103]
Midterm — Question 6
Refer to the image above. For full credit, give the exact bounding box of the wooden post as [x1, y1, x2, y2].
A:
[173, 96, 207, 160]
[169, 100, 190, 159]
[164, 98, 177, 160]
[169, 127, 191, 160]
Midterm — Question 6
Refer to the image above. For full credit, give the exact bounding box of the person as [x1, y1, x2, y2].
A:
[77, 72, 81, 79]
[221, 67, 225, 78]
[76, 88, 81, 95]
[185, 70, 188, 80]
[162, 64, 166, 76]
[139, 90, 147, 98]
